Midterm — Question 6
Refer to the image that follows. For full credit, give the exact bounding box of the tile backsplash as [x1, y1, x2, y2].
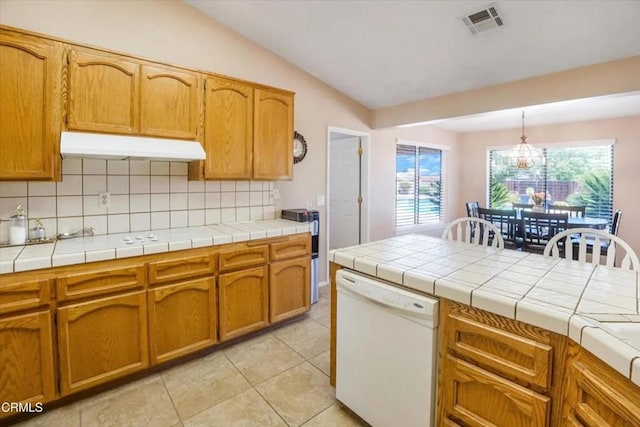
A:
[0, 158, 275, 241]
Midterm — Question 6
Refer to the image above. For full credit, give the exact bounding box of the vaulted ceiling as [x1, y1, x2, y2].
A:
[186, 0, 640, 130]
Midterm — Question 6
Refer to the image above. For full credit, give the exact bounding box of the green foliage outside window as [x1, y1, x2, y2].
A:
[567, 169, 611, 218]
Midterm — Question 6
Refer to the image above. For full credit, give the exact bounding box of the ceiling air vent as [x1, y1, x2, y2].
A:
[462, 3, 505, 35]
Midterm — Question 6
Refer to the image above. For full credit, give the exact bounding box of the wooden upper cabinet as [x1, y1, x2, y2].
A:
[253, 88, 294, 180]
[0, 29, 61, 180]
[140, 64, 201, 139]
[203, 76, 253, 179]
[67, 48, 140, 134]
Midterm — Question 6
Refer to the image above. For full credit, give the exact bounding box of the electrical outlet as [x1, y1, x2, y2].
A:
[271, 189, 280, 200]
[98, 192, 110, 209]
[316, 195, 325, 206]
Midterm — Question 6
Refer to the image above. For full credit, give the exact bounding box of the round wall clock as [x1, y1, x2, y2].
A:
[293, 131, 308, 164]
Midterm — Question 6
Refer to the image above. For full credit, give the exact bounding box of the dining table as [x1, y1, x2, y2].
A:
[566, 216, 609, 230]
[513, 211, 609, 230]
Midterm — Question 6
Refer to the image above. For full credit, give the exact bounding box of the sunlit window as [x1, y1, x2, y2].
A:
[396, 143, 444, 226]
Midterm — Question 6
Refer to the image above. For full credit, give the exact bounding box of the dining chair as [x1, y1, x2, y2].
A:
[522, 211, 568, 254]
[548, 205, 586, 218]
[585, 209, 622, 256]
[544, 227, 639, 270]
[477, 207, 523, 250]
[465, 201, 480, 218]
[442, 217, 504, 249]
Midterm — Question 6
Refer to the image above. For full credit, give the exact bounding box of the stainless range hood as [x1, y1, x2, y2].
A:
[60, 131, 206, 161]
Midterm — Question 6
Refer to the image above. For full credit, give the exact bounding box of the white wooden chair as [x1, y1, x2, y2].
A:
[543, 227, 639, 270]
[442, 217, 505, 249]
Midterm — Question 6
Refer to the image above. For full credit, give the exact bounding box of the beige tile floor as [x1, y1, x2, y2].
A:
[14, 286, 369, 427]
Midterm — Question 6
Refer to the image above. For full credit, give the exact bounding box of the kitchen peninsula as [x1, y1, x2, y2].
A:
[329, 233, 640, 426]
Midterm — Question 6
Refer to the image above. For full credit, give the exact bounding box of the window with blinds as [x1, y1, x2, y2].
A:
[488, 142, 614, 224]
[396, 143, 444, 227]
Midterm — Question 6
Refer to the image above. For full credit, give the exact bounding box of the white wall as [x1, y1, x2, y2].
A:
[0, 0, 373, 281]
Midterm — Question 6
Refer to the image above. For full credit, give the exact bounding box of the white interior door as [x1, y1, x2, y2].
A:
[330, 135, 361, 250]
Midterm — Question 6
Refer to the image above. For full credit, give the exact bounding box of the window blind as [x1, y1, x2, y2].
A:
[396, 144, 444, 227]
[488, 144, 614, 225]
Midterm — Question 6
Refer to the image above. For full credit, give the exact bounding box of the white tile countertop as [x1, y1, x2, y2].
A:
[329, 233, 640, 387]
[0, 219, 311, 274]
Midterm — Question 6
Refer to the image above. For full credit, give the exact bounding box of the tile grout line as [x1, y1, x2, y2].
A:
[159, 371, 187, 424]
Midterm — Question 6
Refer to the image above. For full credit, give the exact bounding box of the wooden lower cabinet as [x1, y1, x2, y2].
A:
[0, 311, 55, 410]
[441, 354, 551, 426]
[218, 266, 268, 341]
[435, 299, 568, 426]
[269, 256, 310, 323]
[57, 291, 148, 395]
[563, 343, 640, 426]
[148, 277, 217, 364]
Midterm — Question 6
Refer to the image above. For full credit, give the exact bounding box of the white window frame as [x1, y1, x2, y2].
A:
[395, 139, 450, 233]
[486, 138, 615, 215]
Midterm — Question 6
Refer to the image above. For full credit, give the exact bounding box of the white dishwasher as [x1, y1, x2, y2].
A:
[336, 269, 439, 427]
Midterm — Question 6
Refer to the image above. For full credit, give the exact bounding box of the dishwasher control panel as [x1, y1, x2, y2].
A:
[337, 269, 439, 325]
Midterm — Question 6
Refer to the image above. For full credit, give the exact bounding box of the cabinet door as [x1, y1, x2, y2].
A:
[148, 277, 217, 364]
[0, 30, 61, 180]
[68, 49, 139, 134]
[203, 76, 253, 179]
[253, 88, 293, 180]
[57, 291, 148, 395]
[563, 346, 640, 426]
[269, 256, 310, 323]
[440, 355, 551, 427]
[218, 266, 268, 341]
[0, 311, 55, 408]
[140, 64, 201, 139]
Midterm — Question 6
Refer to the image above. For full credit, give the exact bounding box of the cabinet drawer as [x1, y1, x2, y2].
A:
[446, 314, 553, 390]
[441, 355, 550, 427]
[57, 264, 145, 301]
[219, 243, 269, 272]
[0, 278, 51, 315]
[270, 234, 311, 261]
[148, 254, 216, 285]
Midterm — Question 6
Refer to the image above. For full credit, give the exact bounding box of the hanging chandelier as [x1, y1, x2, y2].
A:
[506, 111, 545, 169]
